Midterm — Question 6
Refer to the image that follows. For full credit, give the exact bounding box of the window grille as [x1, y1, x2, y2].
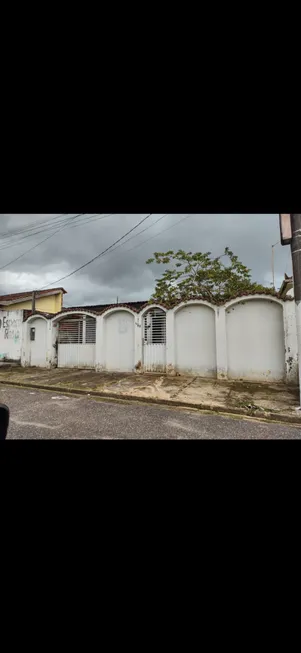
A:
[85, 316, 96, 344]
[58, 315, 97, 344]
[143, 308, 166, 344]
[58, 317, 83, 344]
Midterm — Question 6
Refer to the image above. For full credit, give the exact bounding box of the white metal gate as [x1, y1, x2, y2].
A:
[58, 315, 96, 368]
[142, 308, 166, 371]
[104, 310, 135, 372]
[29, 318, 47, 367]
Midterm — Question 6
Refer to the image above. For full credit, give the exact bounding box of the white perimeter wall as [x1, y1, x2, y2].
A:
[0, 310, 23, 361]
[19, 297, 299, 385]
[226, 299, 285, 382]
[174, 304, 216, 377]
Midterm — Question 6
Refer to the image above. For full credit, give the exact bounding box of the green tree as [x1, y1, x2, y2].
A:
[146, 247, 269, 306]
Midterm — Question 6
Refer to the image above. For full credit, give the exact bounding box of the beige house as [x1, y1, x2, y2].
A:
[0, 287, 66, 314]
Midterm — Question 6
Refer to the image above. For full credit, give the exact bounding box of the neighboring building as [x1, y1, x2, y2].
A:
[0, 287, 66, 362]
[0, 287, 66, 314]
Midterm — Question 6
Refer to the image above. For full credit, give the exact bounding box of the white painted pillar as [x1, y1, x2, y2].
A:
[20, 315, 25, 366]
[166, 309, 175, 372]
[21, 320, 29, 367]
[283, 300, 299, 384]
[45, 320, 53, 368]
[95, 315, 104, 371]
[215, 306, 228, 380]
[134, 313, 142, 370]
[82, 315, 86, 344]
[50, 321, 59, 367]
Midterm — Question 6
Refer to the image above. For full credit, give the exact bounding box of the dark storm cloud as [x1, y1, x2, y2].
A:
[0, 214, 291, 306]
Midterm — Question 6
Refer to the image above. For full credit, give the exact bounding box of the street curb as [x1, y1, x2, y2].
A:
[1, 378, 301, 426]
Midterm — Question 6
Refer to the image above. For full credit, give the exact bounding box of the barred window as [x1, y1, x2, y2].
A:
[58, 315, 96, 344]
[143, 308, 166, 344]
[58, 318, 83, 344]
[85, 316, 96, 344]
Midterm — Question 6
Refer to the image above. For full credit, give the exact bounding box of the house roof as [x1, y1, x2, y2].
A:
[22, 290, 294, 323]
[22, 301, 149, 321]
[23, 310, 54, 321]
[0, 287, 67, 305]
[62, 301, 148, 314]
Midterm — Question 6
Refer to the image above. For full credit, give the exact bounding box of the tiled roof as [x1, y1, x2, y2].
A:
[61, 301, 149, 314]
[23, 302, 149, 321]
[23, 310, 53, 322]
[220, 288, 294, 303]
[22, 292, 293, 323]
[63, 300, 147, 313]
[0, 287, 67, 302]
[165, 289, 294, 305]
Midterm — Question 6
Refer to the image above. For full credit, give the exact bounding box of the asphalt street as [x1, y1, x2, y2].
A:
[1, 385, 301, 439]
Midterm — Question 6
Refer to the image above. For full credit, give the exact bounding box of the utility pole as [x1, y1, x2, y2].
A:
[290, 214, 301, 403]
[279, 214, 301, 405]
[32, 291, 36, 313]
[271, 241, 280, 289]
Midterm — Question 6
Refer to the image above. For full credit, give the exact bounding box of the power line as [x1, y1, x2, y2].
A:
[0, 214, 115, 250]
[0, 213, 73, 241]
[60, 213, 113, 233]
[0, 224, 73, 271]
[42, 214, 189, 293]
[0, 213, 114, 253]
[0, 214, 88, 251]
[40, 214, 153, 289]
[0, 213, 67, 239]
[2, 215, 191, 298]
[109, 214, 192, 257]
[0, 214, 113, 271]
[97, 214, 168, 256]
[1, 213, 188, 293]
[0, 215, 82, 251]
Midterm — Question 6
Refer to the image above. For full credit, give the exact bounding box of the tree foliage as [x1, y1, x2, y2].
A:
[146, 247, 270, 306]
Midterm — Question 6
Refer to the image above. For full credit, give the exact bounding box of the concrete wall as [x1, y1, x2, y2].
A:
[174, 304, 216, 376]
[19, 297, 299, 385]
[226, 299, 285, 382]
[0, 310, 23, 361]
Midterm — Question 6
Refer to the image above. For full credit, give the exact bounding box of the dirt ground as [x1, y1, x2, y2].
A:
[0, 366, 300, 423]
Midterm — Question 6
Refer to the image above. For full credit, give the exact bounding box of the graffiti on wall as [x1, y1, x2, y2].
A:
[0, 315, 22, 343]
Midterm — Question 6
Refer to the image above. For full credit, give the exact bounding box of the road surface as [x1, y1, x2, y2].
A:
[1, 385, 301, 439]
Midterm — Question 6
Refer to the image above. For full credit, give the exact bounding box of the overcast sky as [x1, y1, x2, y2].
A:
[0, 214, 292, 306]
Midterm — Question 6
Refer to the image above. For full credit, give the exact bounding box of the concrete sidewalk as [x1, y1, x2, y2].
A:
[0, 366, 300, 424]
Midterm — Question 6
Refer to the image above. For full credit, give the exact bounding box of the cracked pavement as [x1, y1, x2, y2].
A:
[2, 385, 301, 439]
